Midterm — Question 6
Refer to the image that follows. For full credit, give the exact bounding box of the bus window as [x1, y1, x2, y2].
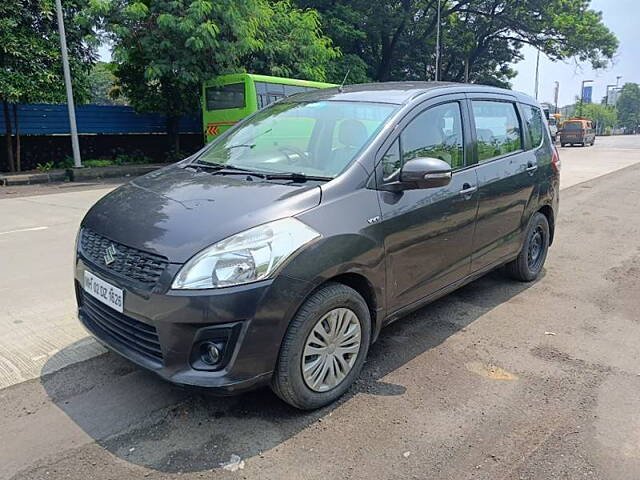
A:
[256, 82, 285, 108]
[205, 83, 245, 110]
[256, 82, 320, 109]
[284, 85, 307, 95]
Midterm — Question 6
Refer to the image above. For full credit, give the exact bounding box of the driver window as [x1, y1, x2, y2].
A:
[400, 102, 465, 169]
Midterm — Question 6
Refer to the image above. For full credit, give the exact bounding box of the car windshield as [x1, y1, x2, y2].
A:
[195, 100, 397, 178]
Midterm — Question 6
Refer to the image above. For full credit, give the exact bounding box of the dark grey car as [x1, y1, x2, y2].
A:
[75, 82, 560, 409]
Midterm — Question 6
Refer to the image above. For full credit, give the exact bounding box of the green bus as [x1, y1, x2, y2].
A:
[202, 73, 336, 143]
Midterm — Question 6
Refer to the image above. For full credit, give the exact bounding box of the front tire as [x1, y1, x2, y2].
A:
[505, 212, 550, 282]
[271, 283, 371, 410]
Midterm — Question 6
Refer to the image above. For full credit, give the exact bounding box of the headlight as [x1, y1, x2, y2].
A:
[172, 218, 320, 289]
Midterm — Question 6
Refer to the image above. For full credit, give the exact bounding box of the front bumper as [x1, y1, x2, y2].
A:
[75, 256, 311, 394]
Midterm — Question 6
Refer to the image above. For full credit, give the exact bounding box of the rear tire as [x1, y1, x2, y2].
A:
[271, 282, 371, 410]
[505, 212, 550, 282]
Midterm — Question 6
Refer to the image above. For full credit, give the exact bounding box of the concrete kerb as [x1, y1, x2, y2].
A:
[1, 164, 165, 186]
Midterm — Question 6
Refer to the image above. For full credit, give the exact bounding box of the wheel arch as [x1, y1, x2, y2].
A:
[538, 204, 555, 245]
[297, 272, 383, 345]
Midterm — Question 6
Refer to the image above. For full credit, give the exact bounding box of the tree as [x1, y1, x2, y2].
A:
[88, 62, 128, 105]
[93, 0, 338, 157]
[296, 0, 618, 86]
[581, 103, 617, 133]
[0, 0, 96, 172]
[242, 2, 339, 81]
[617, 83, 640, 132]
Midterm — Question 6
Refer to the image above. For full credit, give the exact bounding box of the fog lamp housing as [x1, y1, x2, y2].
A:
[189, 322, 242, 372]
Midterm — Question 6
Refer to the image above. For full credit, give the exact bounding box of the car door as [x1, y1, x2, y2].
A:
[467, 94, 539, 272]
[376, 96, 479, 313]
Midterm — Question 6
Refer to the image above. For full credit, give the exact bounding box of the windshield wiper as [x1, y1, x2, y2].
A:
[264, 172, 332, 183]
[189, 162, 331, 183]
[227, 143, 255, 150]
[189, 162, 268, 178]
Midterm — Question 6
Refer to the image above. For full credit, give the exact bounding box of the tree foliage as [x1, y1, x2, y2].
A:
[242, 2, 339, 81]
[0, 0, 96, 104]
[0, 0, 96, 171]
[88, 62, 128, 105]
[93, 0, 338, 155]
[296, 0, 618, 86]
[617, 83, 640, 131]
[581, 103, 617, 131]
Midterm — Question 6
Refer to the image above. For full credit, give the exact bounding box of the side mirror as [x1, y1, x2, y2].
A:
[384, 157, 452, 191]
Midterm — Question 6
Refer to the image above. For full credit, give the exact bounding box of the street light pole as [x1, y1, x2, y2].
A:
[534, 50, 540, 100]
[434, 0, 441, 82]
[54, 0, 82, 168]
[554, 81, 559, 113]
[605, 84, 617, 106]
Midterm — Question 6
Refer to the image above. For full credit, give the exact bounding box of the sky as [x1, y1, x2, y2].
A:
[511, 0, 637, 107]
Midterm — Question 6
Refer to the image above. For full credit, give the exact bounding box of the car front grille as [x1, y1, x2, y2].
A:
[80, 228, 168, 286]
[81, 291, 163, 364]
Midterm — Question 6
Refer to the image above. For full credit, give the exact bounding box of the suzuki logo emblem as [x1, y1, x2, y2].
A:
[104, 244, 118, 266]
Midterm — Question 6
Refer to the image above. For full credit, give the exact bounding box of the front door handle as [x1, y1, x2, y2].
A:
[459, 184, 477, 196]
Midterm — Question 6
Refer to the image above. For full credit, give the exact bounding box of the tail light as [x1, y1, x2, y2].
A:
[551, 145, 561, 172]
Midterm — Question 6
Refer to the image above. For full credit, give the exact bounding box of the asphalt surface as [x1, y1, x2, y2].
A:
[1, 135, 640, 479]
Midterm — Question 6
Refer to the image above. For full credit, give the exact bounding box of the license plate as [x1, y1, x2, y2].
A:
[84, 270, 124, 313]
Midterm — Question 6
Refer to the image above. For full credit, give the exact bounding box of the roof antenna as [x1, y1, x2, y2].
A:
[338, 68, 351, 92]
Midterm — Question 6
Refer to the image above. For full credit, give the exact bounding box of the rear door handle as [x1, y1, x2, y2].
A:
[526, 163, 538, 172]
[459, 184, 477, 196]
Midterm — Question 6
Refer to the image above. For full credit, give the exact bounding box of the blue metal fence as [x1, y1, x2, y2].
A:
[0, 104, 202, 135]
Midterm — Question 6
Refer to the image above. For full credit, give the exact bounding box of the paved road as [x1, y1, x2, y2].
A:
[0, 135, 639, 479]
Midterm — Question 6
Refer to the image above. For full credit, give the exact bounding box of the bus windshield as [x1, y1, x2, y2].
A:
[205, 83, 246, 110]
[196, 100, 397, 178]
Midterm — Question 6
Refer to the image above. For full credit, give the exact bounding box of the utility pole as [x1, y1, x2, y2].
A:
[553, 81, 559, 113]
[54, 0, 82, 168]
[435, 0, 441, 82]
[605, 84, 617, 106]
[534, 50, 540, 100]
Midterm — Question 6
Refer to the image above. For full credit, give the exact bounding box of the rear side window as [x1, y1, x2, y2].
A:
[522, 104, 544, 148]
[472, 100, 522, 162]
[205, 83, 245, 110]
